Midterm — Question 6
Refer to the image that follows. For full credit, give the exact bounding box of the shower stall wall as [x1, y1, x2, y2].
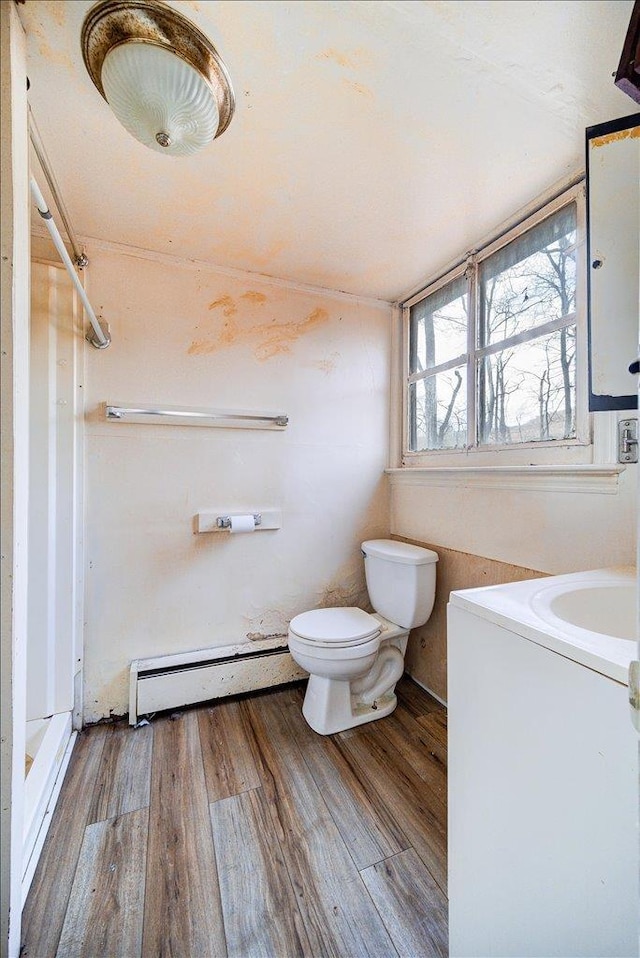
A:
[23, 256, 84, 898]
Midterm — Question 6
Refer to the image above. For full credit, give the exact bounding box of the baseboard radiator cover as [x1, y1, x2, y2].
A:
[129, 636, 306, 725]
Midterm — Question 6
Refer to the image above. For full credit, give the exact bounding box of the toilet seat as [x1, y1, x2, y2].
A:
[289, 607, 380, 648]
[290, 632, 379, 651]
[289, 633, 381, 663]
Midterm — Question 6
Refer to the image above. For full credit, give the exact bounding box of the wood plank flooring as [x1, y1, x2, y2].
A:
[21, 676, 448, 958]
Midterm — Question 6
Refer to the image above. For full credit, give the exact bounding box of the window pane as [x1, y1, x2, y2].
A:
[479, 204, 577, 347]
[409, 367, 467, 451]
[478, 326, 576, 445]
[410, 275, 468, 373]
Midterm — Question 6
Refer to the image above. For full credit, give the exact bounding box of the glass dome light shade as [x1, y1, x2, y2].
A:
[101, 42, 220, 157]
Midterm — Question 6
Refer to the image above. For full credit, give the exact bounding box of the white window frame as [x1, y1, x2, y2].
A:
[401, 183, 590, 468]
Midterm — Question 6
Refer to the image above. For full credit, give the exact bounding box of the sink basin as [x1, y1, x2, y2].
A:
[542, 583, 637, 642]
[449, 567, 637, 684]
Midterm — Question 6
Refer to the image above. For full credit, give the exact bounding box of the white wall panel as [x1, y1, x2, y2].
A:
[82, 248, 392, 721]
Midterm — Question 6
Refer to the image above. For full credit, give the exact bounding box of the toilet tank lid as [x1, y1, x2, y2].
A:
[362, 539, 438, 565]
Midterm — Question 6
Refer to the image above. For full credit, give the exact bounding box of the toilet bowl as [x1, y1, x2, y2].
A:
[288, 539, 438, 735]
[289, 607, 381, 680]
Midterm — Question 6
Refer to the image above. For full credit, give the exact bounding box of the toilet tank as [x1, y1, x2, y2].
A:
[362, 539, 438, 629]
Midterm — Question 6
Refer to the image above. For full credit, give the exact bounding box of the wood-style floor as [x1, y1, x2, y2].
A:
[21, 676, 448, 958]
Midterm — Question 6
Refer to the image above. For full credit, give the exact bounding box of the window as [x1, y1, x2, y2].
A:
[405, 188, 585, 458]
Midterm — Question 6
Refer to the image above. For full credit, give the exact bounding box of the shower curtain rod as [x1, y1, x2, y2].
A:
[30, 177, 111, 349]
[29, 108, 86, 268]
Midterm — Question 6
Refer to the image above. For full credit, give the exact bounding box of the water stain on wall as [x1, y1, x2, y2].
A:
[400, 536, 546, 703]
[30, 11, 73, 70]
[240, 291, 268, 304]
[37, 41, 74, 71]
[241, 577, 368, 646]
[316, 47, 373, 69]
[343, 79, 373, 98]
[189, 305, 330, 361]
[208, 294, 238, 316]
[318, 563, 368, 611]
[317, 48, 358, 69]
[592, 126, 640, 148]
[309, 351, 340, 375]
[50, 3, 66, 27]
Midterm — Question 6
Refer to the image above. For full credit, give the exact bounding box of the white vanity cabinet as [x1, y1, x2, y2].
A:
[447, 579, 638, 958]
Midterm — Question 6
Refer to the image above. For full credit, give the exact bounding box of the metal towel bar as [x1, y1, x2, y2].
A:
[104, 403, 288, 429]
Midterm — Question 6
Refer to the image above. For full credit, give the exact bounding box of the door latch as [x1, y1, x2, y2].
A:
[618, 418, 638, 463]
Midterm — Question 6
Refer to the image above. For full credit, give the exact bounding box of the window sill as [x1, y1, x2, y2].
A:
[385, 464, 626, 494]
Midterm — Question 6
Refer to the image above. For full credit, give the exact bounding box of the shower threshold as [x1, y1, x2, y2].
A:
[23, 711, 74, 904]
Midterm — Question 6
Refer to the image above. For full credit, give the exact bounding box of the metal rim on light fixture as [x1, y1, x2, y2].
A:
[81, 0, 235, 139]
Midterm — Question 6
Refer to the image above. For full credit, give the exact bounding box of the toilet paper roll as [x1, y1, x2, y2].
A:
[229, 514, 256, 534]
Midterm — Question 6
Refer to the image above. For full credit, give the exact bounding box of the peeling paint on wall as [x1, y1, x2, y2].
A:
[243, 609, 291, 639]
[241, 566, 369, 643]
[245, 631, 287, 642]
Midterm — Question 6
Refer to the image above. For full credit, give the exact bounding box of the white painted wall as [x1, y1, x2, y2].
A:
[1, 4, 30, 955]
[82, 246, 392, 722]
[390, 460, 636, 574]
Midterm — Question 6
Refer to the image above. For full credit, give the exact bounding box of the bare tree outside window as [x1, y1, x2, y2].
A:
[409, 275, 467, 450]
[478, 206, 577, 445]
[407, 199, 578, 453]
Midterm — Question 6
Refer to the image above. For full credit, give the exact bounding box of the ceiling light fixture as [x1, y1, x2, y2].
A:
[81, 0, 235, 157]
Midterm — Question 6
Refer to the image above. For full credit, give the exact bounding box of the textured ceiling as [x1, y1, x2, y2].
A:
[19, 0, 635, 302]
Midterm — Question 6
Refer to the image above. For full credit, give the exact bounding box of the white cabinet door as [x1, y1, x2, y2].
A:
[447, 604, 638, 958]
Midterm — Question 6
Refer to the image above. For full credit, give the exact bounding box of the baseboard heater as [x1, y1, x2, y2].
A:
[129, 636, 306, 725]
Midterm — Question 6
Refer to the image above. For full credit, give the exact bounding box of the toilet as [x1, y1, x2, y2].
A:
[288, 539, 438, 735]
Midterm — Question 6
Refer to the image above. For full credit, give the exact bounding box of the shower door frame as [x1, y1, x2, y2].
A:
[23, 252, 86, 898]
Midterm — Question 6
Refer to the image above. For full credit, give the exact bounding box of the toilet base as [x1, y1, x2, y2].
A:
[301, 673, 399, 736]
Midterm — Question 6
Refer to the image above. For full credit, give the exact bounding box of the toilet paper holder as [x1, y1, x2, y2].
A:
[216, 513, 262, 529]
[196, 509, 281, 533]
